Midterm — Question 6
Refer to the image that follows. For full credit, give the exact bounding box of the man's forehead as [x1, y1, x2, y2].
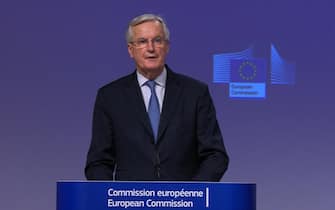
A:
[132, 19, 162, 28]
[132, 21, 164, 35]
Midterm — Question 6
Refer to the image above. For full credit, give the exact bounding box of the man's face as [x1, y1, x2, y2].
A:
[128, 21, 169, 76]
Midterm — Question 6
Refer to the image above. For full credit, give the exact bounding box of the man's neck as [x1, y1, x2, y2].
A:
[137, 67, 164, 80]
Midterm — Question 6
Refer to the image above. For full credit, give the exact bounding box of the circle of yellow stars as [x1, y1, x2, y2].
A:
[238, 60, 257, 81]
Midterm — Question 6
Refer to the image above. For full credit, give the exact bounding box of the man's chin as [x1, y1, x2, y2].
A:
[138, 65, 164, 77]
[142, 65, 164, 72]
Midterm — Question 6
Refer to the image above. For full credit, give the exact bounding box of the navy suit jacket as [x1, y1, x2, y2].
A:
[85, 66, 229, 181]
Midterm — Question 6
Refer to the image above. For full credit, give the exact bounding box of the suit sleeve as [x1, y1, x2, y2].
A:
[192, 86, 229, 181]
[85, 89, 116, 180]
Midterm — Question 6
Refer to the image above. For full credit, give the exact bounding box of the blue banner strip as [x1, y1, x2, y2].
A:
[57, 181, 256, 210]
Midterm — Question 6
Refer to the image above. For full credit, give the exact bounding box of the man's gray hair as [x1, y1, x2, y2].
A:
[126, 14, 170, 43]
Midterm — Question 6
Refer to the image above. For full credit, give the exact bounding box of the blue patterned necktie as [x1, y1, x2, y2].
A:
[146, 80, 160, 141]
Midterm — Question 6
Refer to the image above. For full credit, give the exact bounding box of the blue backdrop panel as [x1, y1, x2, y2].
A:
[1, 1, 335, 210]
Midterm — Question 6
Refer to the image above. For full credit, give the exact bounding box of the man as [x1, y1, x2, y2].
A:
[85, 14, 229, 181]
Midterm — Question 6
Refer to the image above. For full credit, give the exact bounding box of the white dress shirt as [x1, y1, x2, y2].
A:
[136, 68, 167, 113]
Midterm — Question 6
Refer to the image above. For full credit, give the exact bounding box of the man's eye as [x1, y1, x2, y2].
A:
[154, 38, 162, 44]
[137, 40, 147, 45]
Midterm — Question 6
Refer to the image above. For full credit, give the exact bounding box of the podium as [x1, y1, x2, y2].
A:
[57, 181, 256, 210]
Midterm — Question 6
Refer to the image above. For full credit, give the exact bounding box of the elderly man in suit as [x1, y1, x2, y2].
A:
[85, 14, 229, 181]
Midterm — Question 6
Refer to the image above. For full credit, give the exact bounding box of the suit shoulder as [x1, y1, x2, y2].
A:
[98, 73, 134, 93]
[173, 72, 208, 90]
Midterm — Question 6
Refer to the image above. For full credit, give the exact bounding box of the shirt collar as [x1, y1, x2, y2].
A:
[137, 67, 167, 88]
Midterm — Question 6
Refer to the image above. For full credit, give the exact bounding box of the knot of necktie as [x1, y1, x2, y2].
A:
[146, 80, 156, 90]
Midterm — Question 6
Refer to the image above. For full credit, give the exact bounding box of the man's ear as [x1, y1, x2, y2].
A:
[128, 43, 134, 58]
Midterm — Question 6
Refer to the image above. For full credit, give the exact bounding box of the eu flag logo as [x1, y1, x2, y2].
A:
[229, 59, 267, 99]
[213, 44, 295, 100]
[231, 59, 266, 82]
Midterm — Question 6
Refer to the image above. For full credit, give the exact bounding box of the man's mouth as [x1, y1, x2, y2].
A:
[146, 55, 158, 59]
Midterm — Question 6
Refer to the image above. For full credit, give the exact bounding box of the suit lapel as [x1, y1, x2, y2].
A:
[157, 68, 182, 142]
[124, 72, 154, 139]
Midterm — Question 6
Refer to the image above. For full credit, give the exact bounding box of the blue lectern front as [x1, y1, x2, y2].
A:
[57, 181, 256, 210]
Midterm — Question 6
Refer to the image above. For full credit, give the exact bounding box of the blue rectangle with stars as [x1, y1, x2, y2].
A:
[229, 59, 266, 99]
[230, 59, 266, 83]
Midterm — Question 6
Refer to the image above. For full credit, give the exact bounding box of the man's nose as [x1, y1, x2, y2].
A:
[146, 41, 155, 51]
